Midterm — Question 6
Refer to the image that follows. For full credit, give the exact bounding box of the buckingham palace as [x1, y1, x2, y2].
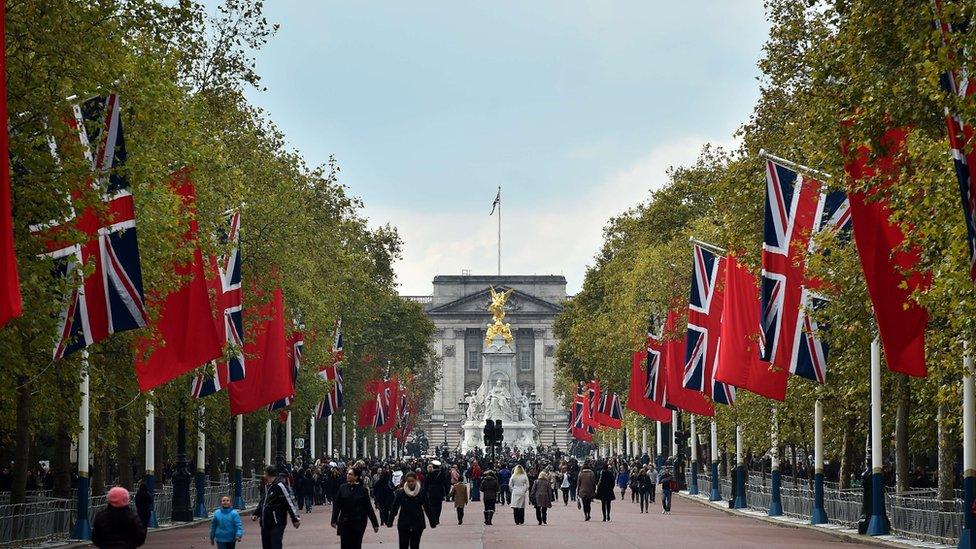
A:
[405, 274, 571, 450]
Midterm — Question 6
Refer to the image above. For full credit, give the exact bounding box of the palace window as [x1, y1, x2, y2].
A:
[467, 350, 479, 371]
[519, 350, 532, 371]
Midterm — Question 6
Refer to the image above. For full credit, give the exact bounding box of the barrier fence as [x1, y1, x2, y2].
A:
[696, 472, 962, 546]
[0, 478, 262, 548]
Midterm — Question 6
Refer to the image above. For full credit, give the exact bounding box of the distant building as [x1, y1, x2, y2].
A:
[404, 274, 571, 450]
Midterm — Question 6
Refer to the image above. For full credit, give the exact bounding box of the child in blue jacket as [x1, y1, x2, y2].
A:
[210, 495, 244, 549]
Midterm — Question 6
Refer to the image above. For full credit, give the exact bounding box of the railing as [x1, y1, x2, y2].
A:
[0, 478, 262, 547]
[0, 498, 74, 548]
[697, 473, 962, 544]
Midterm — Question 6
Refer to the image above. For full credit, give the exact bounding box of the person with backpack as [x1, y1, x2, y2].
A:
[252, 466, 301, 549]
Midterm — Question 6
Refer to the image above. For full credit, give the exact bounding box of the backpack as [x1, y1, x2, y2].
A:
[668, 479, 678, 492]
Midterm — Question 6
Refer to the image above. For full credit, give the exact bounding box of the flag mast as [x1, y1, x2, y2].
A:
[497, 186, 501, 276]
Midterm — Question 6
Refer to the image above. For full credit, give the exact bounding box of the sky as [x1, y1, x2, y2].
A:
[242, 2, 771, 295]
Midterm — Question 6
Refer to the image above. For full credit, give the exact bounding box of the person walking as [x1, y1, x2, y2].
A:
[424, 460, 449, 527]
[530, 471, 553, 525]
[448, 478, 469, 525]
[567, 462, 579, 502]
[576, 462, 597, 521]
[388, 472, 435, 549]
[497, 463, 512, 505]
[299, 469, 316, 514]
[134, 482, 153, 529]
[595, 463, 616, 522]
[252, 466, 301, 549]
[558, 465, 571, 505]
[659, 468, 674, 515]
[373, 468, 396, 528]
[617, 464, 630, 501]
[210, 495, 244, 549]
[91, 486, 147, 549]
[331, 467, 379, 549]
[647, 465, 657, 503]
[509, 465, 530, 525]
[479, 469, 500, 525]
[635, 467, 652, 514]
[469, 459, 482, 502]
[629, 467, 640, 503]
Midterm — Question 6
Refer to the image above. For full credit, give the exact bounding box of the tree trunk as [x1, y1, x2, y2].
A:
[117, 407, 132, 490]
[53, 417, 72, 498]
[91, 409, 111, 496]
[838, 414, 857, 489]
[895, 374, 910, 492]
[937, 403, 955, 500]
[11, 376, 31, 504]
[791, 443, 798, 486]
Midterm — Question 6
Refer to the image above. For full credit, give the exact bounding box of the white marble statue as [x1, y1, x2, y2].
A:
[519, 395, 532, 422]
[484, 379, 513, 421]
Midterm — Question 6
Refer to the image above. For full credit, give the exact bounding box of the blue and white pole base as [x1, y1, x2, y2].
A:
[866, 471, 889, 536]
[234, 468, 245, 509]
[769, 469, 783, 516]
[689, 461, 699, 495]
[960, 474, 975, 548]
[709, 461, 721, 501]
[733, 464, 747, 509]
[146, 473, 159, 528]
[72, 474, 92, 540]
[811, 471, 827, 524]
[194, 471, 208, 518]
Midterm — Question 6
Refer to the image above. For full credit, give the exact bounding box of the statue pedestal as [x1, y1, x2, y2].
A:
[461, 420, 537, 452]
[460, 333, 538, 452]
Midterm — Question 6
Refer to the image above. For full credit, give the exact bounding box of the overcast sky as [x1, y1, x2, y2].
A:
[242, 2, 770, 295]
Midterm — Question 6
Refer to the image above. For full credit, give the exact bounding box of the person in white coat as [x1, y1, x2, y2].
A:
[509, 465, 530, 525]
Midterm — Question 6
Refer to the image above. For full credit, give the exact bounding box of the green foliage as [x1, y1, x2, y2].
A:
[0, 0, 437, 486]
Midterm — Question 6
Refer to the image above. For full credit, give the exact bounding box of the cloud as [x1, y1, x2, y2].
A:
[366, 135, 736, 295]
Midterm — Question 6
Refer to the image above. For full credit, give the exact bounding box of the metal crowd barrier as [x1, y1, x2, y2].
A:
[696, 472, 962, 545]
[0, 498, 74, 548]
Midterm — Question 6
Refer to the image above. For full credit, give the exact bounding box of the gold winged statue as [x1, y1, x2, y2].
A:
[485, 286, 514, 346]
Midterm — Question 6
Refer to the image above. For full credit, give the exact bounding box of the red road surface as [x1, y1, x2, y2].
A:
[131, 492, 875, 548]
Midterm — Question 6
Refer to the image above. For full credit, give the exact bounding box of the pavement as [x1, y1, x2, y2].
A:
[129, 491, 883, 549]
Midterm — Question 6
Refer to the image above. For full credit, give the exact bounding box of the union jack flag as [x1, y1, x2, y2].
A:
[569, 386, 593, 441]
[684, 244, 735, 405]
[315, 365, 344, 419]
[32, 93, 148, 360]
[191, 212, 243, 398]
[760, 160, 850, 383]
[269, 331, 304, 411]
[595, 389, 623, 429]
[373, 381, 391, 429]
[935, 1, 976, 282]
[644, 329, 667, 407]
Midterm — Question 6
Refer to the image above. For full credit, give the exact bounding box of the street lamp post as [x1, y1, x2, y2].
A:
[443, 422, 448, 448]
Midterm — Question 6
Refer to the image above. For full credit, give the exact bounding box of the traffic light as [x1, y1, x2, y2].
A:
[484, 419, 495, 445]
[495, 419, 504, 443]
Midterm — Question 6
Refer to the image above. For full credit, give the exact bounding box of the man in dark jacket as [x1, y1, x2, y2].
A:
[423, 460, 450, 527]
[92, 487, 147, 549]
[252, 466, 301, 549]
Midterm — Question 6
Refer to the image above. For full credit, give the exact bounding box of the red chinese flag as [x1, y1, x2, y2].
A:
[0, 1, 21, 330]
[626, 346, 671, 421]
[229, 287, 292, 414]
[663, 309, 714, 417]
[844, 127, 928, 377]
[134, 171, 222, 391]
[714, 256, 788, 401]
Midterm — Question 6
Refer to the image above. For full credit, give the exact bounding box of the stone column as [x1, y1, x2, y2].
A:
[533, 327, 546, 410]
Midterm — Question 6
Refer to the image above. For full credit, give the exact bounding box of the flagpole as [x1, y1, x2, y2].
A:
[145, 396, 158, 528]
[689, 417, 699, 495]
[72, 352, 92, 540]
[497, 186, 501, 276]
[709, 420, 721, 501]
[193, 406, 207, 518]
[758, 149, 834, 181]
[812, 400, 827, 523]
[234, 415, 244, 509]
